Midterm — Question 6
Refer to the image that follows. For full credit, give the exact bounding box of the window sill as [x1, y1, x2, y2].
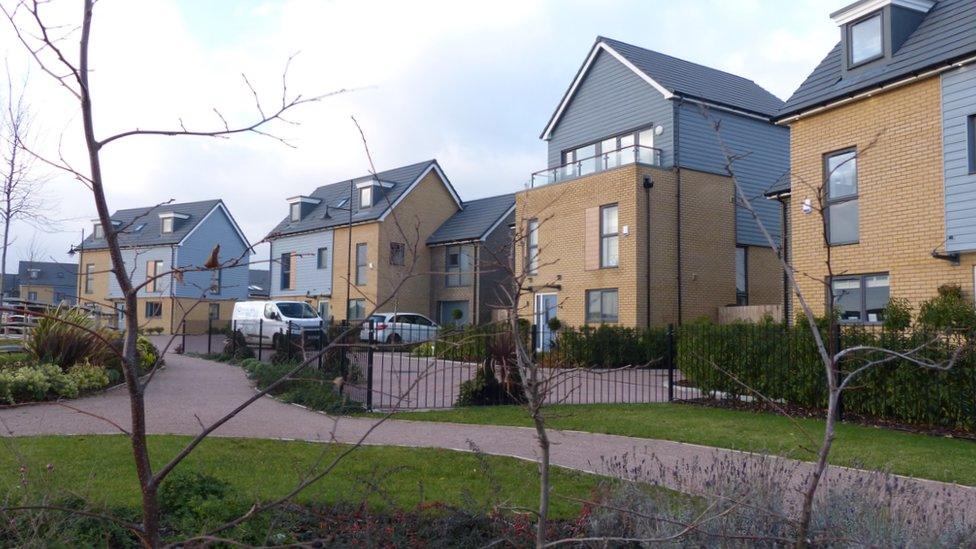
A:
[599, 265, 619, 270]
[828, 240, 859, 247]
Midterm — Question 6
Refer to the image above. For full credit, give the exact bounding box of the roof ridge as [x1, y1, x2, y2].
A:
[309, 159, 437, 195]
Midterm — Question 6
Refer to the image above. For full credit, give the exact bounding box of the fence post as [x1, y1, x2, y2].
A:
[207, 315, 213, 355]
[666, 323, 675, 402]
[257, 318, 263, 361]
[833, 323, 844, 422]
[366, 319, 375, 411]
[531, 324, 538, 361]
[317, 319, 324, 370]
[180, 319, 186, 354]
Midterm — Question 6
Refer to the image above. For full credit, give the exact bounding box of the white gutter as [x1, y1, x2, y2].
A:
[778, 54, 976, 125]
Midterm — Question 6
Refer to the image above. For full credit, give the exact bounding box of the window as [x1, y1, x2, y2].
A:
[84, 264, 95, 294]
[355, 243, 368, 285]
[290, 202, 301, 222]
[526, 219, 539, 274]
[210, 269, 221, 293]
[389, 242, 405, 266]
[439, 300, 470, 325]
[208, 303, 220, 320]
[28, 269, 39, 279]
[347, 298, 366, 320]
[146, 260, 163, 293]
[27, 291, 37, 302]
[446, 244, 473, 287]
[280, 252, 292, 290]
[317, 247, 329, 269]
[831, 274, 889, 323]
[968, 114, 976, 174]
[600, 204, 619, 268]
[145, 301, 162, 318]
[825, 149, 859, 245]
[93, 223, 104, 239]
[161, 217, 174, 234]
[849, 13, 883, 66]
[736, 247, 748, 306]
[133, 223, 146, 232]
[586, 289, 619, 324]
[359, 186, 373, 208]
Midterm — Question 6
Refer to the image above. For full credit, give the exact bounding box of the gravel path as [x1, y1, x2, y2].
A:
[1, 353, 974, 519]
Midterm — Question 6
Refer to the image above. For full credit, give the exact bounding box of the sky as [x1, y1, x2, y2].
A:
[0, 0, 851, 269]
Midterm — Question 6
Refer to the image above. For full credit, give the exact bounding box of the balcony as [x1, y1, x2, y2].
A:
[531, 145, 663, 188]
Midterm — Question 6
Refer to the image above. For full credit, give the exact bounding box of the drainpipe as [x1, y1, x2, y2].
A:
[643, 175, 654, 327]
[779, 197, 790, 325]
[473, 244, 480, 325]
[674, 99, 684, 325]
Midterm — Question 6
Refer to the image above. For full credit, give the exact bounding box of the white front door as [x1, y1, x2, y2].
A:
[534, 293, 558, 351]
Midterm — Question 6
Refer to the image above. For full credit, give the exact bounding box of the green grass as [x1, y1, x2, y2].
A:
[0, 435, 599, 518]
[373, 403, 976, 486]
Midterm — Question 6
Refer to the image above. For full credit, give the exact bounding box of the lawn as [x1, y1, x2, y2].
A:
[377, 403, 976, 485]
[0, 435, 599, 519]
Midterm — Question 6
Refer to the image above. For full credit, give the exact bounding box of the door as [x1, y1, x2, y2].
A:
[439, 300, 470, 326]
[534, 293, 557, 351]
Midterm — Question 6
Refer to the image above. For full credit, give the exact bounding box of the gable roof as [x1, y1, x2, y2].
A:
[427, 193, 516, 246]
[542, 37, 785, 139]
[79, 199, 247, 251]
[266, 160, 462, 240]
[17, 261, 77, 287]
[779, 0, 976, 120]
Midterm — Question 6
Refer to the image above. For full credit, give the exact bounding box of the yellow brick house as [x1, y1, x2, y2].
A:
[770, 0, 976, 321]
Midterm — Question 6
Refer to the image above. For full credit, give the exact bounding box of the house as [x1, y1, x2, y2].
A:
[426, 193, 515, 325]
[73, 199, 251, 333]
[771, 0, 976, 322]
[248, 269, 270, 299]
[17, 261, 77, 305]
[517, 36, 789, 329]
[265, 160, 462, 322]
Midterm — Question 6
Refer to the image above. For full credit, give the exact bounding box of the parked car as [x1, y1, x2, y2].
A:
[232, 300, 323, 347]
[358, 312, 440, 344]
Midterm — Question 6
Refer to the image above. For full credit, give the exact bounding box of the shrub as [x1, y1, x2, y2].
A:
[25, 306, 111, 370]
[0, 363, 79, 403]
[137, 335, 162, 372]
[0, 352, 31, 369]
[221, 331, 254, 362]
[66, 363, 112, 392]
[239, 358, 360, 413]
[555, 325, 668, 368]
[918, 284, 976, 333]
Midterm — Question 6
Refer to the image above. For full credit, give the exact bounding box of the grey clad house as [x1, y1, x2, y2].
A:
[427, 193, 516, 325]
[17, 261, 78, 305]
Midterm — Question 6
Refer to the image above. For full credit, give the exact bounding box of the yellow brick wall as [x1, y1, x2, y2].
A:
[76, 249, 114, 310]
[747, 245, 784, 306]
[329, 223, 380, 321]
[18, 285, 55, 304]
[788, 76, 976, 316]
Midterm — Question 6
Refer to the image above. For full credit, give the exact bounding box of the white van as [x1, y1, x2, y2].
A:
[231, 300, 323, 348]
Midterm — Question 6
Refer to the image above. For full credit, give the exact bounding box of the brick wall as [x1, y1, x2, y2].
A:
[788, 76, 976, 316]
[75, 249, 114, 310]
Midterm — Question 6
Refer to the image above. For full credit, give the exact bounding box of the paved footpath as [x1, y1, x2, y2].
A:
[1, 353, 974, 518]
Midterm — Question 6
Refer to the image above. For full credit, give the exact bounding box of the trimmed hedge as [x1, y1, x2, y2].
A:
[677, 320, 976, 430]
[553, 325, 668, 368]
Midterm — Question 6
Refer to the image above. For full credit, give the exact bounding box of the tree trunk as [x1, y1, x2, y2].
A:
[532, 409, 550, 549]
[795, 384, 839, 548]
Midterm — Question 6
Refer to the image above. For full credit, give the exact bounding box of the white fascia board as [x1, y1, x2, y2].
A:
[541, 41, 673, 140]
[286, 196, 322, 205]
[830, 0, 934, 25]
[158, 212, 190, 220]
[355, 178, 394, 189]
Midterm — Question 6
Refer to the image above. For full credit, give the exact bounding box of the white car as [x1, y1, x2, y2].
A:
[359, 312, 439, 344]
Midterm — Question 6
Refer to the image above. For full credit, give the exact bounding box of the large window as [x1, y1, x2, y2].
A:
[84, 264, 95, 294]
[146, 260, 163, 293]
[849, 13, 883, 66]
[317, 247, 329, 269]
[586, 289, 619, 324]
[831, 274, 889, 323]
[526, 219, 539, 274]
[563, 127, 657, 174]
[968, 114, 976, 174]
[280, 252, 292, 290]
[446, 244, 473, 287]
[563, 143, 597, 177]
[347, 298, 366, 320]
[389, 242, 405, 266]
[355, 243, 368, 285]
[825, 149, 859, 245]
[735, 247, 748, 306]
[600, 204, 619, 268]
[144, 301, 163, 318]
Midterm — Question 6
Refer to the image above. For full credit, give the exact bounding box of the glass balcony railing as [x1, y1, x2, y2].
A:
[531, 145, 663, 188]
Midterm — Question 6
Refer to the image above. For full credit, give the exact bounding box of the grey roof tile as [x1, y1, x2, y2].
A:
[17, 261, 77, 288]
[79, 199, 224, 250]
[427, 193, 516, 245]
[780, 0, 976, 118]
[599, 37, 786, 117]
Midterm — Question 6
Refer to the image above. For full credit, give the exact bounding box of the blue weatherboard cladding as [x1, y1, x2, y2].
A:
[677, 102, 789, 245]
[942, 64, 976, 253]
[175, 205, 249, 300]
[269, 230, 335, 298]
[547, 49, 674, 169]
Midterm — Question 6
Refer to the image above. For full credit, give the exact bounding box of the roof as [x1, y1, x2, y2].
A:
[427, 193, 516, 246]
[248, 269, 270, 297]
[265, 160, 462, 239]
[543, 37, 785, 139]
[78, 199, 239, 250]
[17, 261, 77, 287]
[764, 178, 792, 198]
[779, 0, 976, 119]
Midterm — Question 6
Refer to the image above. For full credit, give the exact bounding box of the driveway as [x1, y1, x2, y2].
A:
[0, 353, 974, 521]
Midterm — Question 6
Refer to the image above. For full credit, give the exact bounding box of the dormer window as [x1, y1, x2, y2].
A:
[28, 269, 39, 279]
[359, 186, 373, 208]
[290, 202, 301, 221]
[158, 212, 189, 234]
[93, 223, 104, 239]
[161, 217, 174, 234]
[849, 13, 883, 66]
[354, 178, 393, 211]
[286, 196, 321, 222]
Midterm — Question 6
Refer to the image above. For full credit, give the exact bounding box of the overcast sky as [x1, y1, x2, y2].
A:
[1, 0, 850, 269]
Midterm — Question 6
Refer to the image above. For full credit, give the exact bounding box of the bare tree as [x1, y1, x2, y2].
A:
[0, 65, 53, 301]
